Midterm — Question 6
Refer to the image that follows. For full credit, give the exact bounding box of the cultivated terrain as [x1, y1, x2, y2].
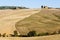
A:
[16, 9, 60, 35]
[0, 9, 39, 35]
[0, 8, 60, 40]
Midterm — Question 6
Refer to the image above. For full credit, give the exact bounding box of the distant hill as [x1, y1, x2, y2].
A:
[0, 6, 28, 9]
[56, 8, 60, 9]
[15, 9, 60, 35]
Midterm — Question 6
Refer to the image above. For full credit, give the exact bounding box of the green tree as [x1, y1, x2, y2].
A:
[27, 31, 37, 37]
[41, 5, 44, 8]
[13, 30, 18, 37]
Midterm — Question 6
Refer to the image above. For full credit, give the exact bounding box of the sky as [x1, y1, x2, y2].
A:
[0, 0, 60, 8]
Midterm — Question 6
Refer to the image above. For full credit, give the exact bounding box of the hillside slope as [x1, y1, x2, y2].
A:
[0, 9, 39, 34]
[15, 9, 60, 35]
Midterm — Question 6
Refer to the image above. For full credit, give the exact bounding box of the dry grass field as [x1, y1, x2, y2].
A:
[0, 8, 60, 40]
[0, 9, 39, 35]
[16, 9, 60, 35]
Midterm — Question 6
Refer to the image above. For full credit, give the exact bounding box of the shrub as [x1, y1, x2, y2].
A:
[37, 32, 49, 36]
[10, 34, 15, 37]
[27, 31, 37, 37]
[14, 30, 18, 35]
[13, 30, 18, 37]
[0, 33, 1, 37]
[44, 32, 49, 35]
[10, 30, 19, 37]
[2, 33, 6, 37]
[19, 35, 28, 37]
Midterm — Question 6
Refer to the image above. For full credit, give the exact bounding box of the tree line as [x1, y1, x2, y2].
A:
[0, 6, 28, 10]
[0, 30, 60, 37]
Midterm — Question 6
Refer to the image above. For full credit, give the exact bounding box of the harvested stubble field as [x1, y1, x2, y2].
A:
[0, 8, 60, 40]
[0, 9, 39, 35]
[16, 9, 60, 35]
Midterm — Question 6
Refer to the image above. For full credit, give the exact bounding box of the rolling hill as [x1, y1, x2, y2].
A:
[0, 9, 39, 35]
[15, 9, 60, 35]
[0, 8, 60, 40]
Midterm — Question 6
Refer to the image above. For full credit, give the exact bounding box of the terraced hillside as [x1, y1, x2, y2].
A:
[0, 9, 39, 35]
[15, 9, 60, 35]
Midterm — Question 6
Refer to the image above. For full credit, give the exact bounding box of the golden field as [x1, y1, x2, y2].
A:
[0, 9, 39, 35]
[16, 9, 60, 35]
[0, 8, 60, 40]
